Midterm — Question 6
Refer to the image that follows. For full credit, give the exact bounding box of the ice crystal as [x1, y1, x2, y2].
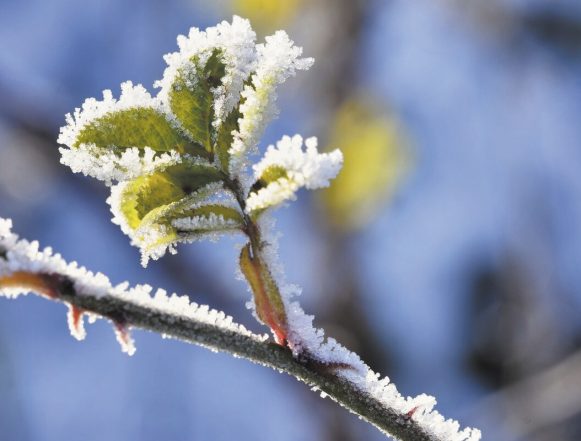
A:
[60, 144, 183, 185]
[172, 213, 241, 231]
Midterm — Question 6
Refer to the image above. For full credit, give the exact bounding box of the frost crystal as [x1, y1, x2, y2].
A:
[60, 145, 183, 185]
[246, 135, 343, 212]
[172, 213, 240, 231]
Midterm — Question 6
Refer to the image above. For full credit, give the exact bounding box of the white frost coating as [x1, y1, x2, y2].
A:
[155, 16, 257, 128]
[60, 145, 183, 186]
[246, 135, 343, 212]
[253, 216, 481, 441]
[229, 31, 314, 177]
[0, 218, 267, 355]
[172, 213, 241, 231]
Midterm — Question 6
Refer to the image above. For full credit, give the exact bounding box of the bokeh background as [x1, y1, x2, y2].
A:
[1, 1, 581, 440]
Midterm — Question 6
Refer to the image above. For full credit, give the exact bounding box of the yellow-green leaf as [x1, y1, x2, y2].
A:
[74, 107, 200, 155]
[172, 204, 244, 234]
[232, 0, 303, 34]
[321, 96, 411, 231]
[170, 50, 226, 153]
[215, 107, 240, 170]
[119, 163, 224, 232]
[249, 165, 288, 194]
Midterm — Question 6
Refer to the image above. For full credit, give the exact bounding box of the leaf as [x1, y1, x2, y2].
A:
[321, 97, 411, 231]
[118, 162, 224, 232]
[74, 107, 202, 156]
[239, 243, 288, 344]
[215, 107, 240, 170]
[249, 165, 288, 194]
[214, 76, 254, 171]
[169, 49, 226, 153]
[232, 0, 303, 33]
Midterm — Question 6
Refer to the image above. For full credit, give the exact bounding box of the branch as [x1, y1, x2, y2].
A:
[0, 218, 480, 441]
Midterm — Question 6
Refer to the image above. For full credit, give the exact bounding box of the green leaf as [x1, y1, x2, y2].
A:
[74, 107, 202, 156]
[169, 49, 226, 153]
[118, 162, 224, 232]
[215, 107, 240, 170]
[249, 165, 288, 194]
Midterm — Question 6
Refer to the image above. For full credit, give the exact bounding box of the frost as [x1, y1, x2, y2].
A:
[60, 145, 183, 186]
[172, 213, 241, 231]
[246, 135, 343, 212]
[229, 31, 314, 176]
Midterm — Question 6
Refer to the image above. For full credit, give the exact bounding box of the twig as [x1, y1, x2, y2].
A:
[0, 217, 482, 441]
[3, 270, 436, 441]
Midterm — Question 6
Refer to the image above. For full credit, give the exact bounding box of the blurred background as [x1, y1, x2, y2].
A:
[1, 0, 581, 440]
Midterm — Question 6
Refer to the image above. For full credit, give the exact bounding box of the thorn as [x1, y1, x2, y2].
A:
[113, 322, 136, 356]
[67, 304, 86, 341]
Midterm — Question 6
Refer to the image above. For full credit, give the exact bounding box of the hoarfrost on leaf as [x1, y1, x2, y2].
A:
[246, 135, 343, 212]
[228, 31, 314, 177]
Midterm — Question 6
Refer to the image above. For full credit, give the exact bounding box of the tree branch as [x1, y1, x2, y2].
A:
[2, 274, 433, 441]
[0, 218, 480, 441]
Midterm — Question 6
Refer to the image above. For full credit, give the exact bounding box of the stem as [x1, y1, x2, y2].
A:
[1, 274, 437, 441]
[224, 175, 289, 344]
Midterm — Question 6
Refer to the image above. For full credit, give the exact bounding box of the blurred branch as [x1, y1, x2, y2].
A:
[446, 0, 581, 55]
[473, 348, 581, 440]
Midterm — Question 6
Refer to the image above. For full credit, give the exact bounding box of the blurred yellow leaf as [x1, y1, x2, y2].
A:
[231, 0, 303, 32]
[321, 96, 411, 232]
